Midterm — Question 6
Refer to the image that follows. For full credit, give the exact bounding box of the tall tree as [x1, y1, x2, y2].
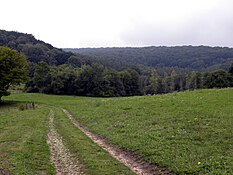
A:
[203, 70, 232, 88]
[170, 70, 179, 91]
[187, 71, 203, 90]
[229, 62, 233, 75]
[0, 46, 28, 102]
[103, 69, 125, 96]
[33, 61, 51, 93]
[120, 68, 141, 96]
[162, 73, 172, 93]
[50, 65, 77, 95]
[146, 69, 159, 94]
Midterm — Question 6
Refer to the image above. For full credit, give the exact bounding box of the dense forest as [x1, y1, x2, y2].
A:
[0, 29, 88, 66]
[26, 62, 233, 96]
[65, 46, 233, 71]
[1, 29, 233, 97]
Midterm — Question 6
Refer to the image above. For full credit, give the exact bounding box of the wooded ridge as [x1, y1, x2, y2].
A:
[1, 29, 232, 97]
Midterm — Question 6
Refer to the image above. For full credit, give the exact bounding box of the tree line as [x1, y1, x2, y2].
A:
[26, 61, 233, 97]
[66, 46, 233, 72]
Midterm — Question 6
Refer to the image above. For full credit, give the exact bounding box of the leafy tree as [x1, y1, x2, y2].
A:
[74, 65, 92, 95]
[0, 46, 28, 101]
[177, 75, 186, 92]
[162, 73, 172, 93]
[145, 69, 159, 94]
[203, 70, 232, 88]
[229, 62, 233, 75]
[103, 69, 125, 96]
[67, 55, 83, 67]
[50, 65, 77, 95]
[87, 64, 106, 96]
[33, 61, 51, 93]
[120, 68, 141, 96]
[187, 72, 203, 90]
[170, 70, 179, 91]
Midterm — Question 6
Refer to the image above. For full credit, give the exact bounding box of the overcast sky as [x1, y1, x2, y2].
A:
[1, 0, 233, 48]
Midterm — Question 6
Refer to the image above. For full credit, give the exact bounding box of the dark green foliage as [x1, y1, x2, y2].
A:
[66, 46, 233, 71]
[34, 62, 51, 93]
[187, 72, 203, 90]
[26, 63, 143, 97]
[0, 46, 28, 101]
[0, 30, 87, 66]
[102, 69, 125, 97]
[229, 63, 233, 75]
[50, 65, 77, 95]
[25, 62, 233, 97]
[144, 69, 159, 94]
[203, 70, 233, 88]
[75, 64, 106, 96]
[120, 68, 141, 96]
[67, 54, 84, 67]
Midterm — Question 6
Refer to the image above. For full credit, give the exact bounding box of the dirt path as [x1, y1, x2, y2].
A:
[47, 110, 85, 175]
[63, 109, 175, 175]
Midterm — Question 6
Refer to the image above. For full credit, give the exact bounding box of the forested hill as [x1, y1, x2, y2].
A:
[0, 29, 233, 97]
[1, 29, 233, 72]
[0, 29, 87, 66]
[65, 46, 233, 72]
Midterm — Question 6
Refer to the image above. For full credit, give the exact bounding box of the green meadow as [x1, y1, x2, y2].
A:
[2, 88, 233, 174]
[0, 104, 55, 174]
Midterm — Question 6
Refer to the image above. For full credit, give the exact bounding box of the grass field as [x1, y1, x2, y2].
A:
[2, 88, 233, 174]
[0, 104, 134, 174]
[0, 103, 55, 174]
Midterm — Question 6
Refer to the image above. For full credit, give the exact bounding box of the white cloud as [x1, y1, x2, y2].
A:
[0, 0, 233, 47]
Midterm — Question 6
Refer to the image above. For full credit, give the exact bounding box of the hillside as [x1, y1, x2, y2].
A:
[65, 46, 233, 71]
[0, 29, 88, 66]
[1, 29, 233, 72]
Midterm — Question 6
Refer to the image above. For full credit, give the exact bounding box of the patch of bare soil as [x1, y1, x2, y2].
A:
[63, 109, 176, 175]
[47, 110, 85, 175]
[0, 168, 9, 175]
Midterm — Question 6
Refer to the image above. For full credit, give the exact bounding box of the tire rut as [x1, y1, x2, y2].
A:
[63, 109, 175, 175]
[47, 110, 85, 175]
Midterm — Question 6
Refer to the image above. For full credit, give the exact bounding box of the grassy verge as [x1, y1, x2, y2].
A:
[52, 107, 135, 175]
[0, 101, 21, 114]
[3, 88, 233, 174]
[0, 103, 55, 174]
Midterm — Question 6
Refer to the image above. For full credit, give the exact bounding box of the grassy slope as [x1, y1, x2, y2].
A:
[4, 88, 233, 174]
[0, 104, 55, 174]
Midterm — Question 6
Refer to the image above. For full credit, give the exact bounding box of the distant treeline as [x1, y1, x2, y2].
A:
[65, 46, 233, 72]
[26, 61, 233, 97]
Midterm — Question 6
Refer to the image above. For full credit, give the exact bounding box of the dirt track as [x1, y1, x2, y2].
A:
[63, 109, 175, 175]
[47, 110, 85, 175]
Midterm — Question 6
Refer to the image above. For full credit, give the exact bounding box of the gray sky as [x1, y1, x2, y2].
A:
[1, 0, 233, 48]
